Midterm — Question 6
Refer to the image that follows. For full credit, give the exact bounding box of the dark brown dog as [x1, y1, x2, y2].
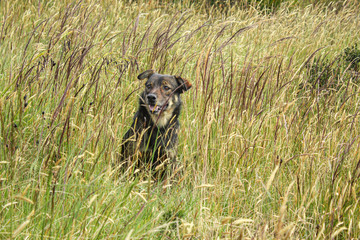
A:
[121, 70, 191, 178]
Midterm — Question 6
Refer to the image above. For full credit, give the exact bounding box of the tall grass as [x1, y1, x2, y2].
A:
[1, 0, 360, 239]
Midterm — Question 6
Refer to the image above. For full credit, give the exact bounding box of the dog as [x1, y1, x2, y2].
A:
[121, 70, 191, 178]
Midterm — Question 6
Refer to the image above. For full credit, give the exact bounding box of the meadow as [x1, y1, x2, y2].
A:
[1, 0, 360, 239]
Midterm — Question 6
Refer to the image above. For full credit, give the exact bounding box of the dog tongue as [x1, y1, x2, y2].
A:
[149, 105, 161, 112]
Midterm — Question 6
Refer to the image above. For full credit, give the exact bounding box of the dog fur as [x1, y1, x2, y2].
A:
[121, 70, 191, 178]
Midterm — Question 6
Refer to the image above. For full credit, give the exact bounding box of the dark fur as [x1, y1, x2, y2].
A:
[121, 70, 191, 178]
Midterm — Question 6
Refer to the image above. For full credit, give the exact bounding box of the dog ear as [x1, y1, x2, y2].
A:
[138, 70, 155, 80]
[175, 76, 192, 93]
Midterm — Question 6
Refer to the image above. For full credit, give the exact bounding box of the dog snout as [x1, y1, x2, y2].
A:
[147, 94, 157, 104]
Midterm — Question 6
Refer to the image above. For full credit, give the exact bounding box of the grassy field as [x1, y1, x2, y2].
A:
[1, 0, 360, 239]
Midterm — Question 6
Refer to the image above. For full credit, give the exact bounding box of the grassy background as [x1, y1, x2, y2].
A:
[1, 0, 360, 239]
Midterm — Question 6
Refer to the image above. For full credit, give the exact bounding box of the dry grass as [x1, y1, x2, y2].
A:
[1, 0, 360, 239]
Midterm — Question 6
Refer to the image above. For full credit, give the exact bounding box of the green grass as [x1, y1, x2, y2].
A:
[1, 0, 360, 239]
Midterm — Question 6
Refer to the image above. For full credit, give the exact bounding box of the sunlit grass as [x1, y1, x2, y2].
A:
[1, 0, 360, 239]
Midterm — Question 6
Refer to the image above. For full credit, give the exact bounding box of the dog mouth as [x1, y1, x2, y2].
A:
[148, 103, 168, 114]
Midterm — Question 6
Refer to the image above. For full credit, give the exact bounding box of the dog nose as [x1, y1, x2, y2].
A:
[147, 94, 156, 103]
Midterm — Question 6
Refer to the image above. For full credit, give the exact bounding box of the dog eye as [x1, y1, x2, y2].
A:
[146, 84, 152, 89]
[163, 85, 170, 91]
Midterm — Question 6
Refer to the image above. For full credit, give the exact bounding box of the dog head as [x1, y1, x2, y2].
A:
[137, 70, 191, 125]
